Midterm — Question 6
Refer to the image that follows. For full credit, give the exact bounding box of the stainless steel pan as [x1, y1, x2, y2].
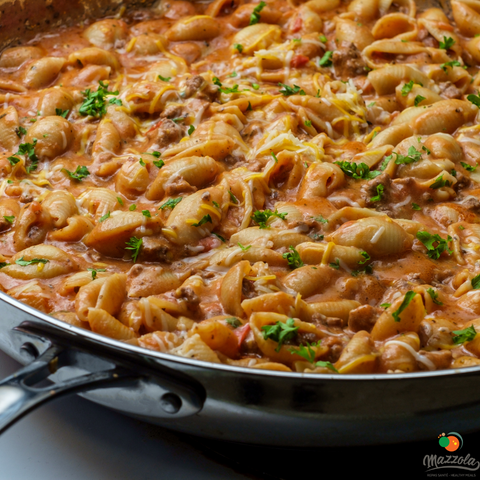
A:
[0, 0, 479, 447]
[3, 290, 480, 447]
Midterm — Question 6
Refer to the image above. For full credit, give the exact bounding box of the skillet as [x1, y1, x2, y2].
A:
[0, 0, 479, 447]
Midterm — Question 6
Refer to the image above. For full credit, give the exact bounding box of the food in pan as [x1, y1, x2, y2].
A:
[0, 0, 480, 374]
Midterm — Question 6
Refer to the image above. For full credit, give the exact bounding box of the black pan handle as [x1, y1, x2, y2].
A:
[0, 342, 134, 433]
[0, 319, 206, 433]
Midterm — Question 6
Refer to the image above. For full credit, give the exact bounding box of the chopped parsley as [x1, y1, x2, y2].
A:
[319, 34, 327, 43]
[414, 95, 425, 107]
[467, 92, 480, 108]
[153, 159, 165, 169]
[312, 215, 328, 224]
[228, 190, 238, 204]
[334, 161, 381, 180]
[159, 197, 182, 210]
[87, 268, 106, 280]
[288, 341, 321, 363]
[305, 120, 312, 127]
[9, 140, 39, 173]
[249, 1, 266, 25]
[3, 215, 14, 224]
[192, 214, 212, 227]
[426, 287, 443, 305]
[392, 291, 416, 322]
[416, 231, 452, 259]
[225, 317, 242, 328]
[261, 318, 299, 352]
[452, 325, 477, 345]
[315, 360, 339, 373]
[282, 246, 304, 269]
[125, 236, 142, 262]
[62, 165, 90, 181]
[430, 174, 451, 189]
[329, 258, 340, 269]
[79, 81, 122, 117]
[386, 146, 422, 165]
[15, 126, 27, 138]
[251, 209, 287, 228]
[99, 211, 110, 222]
[359, 251, 370, 264]
[15, 257, 49, 266]
[188, 125, 195, 135]
[370, 184, 384, 202]
[212, 232, 226, 242]
[380, 303, 391, 309]
[158, 75, 171, 82]
[412, 203, 422, 211]
[318, 51, 333, 67]
[461, 162, 476, 172]
[439, 36, 455, 50]
[142, 210, 151, 217]
[472, 274, 480, 290]
[441, 60, 462, 72]
[401, 80, 415, 96]
[237, 242, 251, 252]
[278, 83, 306, 96]
[55, 108, 69, 118]
[129, 204, 137, 211]
[234, 43, 243, 53]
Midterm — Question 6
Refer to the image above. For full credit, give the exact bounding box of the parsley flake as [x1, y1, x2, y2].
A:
[282, 246, 304, 269]
[62, 165, 90, 181]
[392, 291, 417, 322]
[125, 236, 142, 262]
[251, 209, 287, 228]
[452, 325, 477, 345]
[416, 231, 452, 259]
[278, 83, 306, 96]
[261, 318, 299, 352]
[249, 1, 266, 25]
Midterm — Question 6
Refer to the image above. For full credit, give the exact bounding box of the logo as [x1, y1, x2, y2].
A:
[438, 432, 463, 452]
[423, 433, 479, 476]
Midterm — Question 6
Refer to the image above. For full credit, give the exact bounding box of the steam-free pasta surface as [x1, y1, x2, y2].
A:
[1, 0, 480, 374]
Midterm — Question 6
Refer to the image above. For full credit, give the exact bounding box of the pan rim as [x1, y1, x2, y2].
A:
[1, 290, 477, 382]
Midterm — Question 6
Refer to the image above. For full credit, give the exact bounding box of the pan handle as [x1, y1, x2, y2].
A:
[0, 320, 206, 433]
[0, 341, 135, 434]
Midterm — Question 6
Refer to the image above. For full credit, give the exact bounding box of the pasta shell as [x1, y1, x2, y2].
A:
[335, 331, 378, 374]
[146, 156, 220, 200]
[164, 186, 225, 245]
[166, 16, 221, 41]
[326, 216, 413, 258]
[232, 23, 281, 55]
[282, 264, 333, 297]
[220, 260, 251, 317]
[3, 244, 77, 280]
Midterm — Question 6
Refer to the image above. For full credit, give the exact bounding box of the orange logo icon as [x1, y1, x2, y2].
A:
[438, 432, 463, 452]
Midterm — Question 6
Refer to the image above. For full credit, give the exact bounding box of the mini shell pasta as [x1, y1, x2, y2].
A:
[1, 0, 480, 376]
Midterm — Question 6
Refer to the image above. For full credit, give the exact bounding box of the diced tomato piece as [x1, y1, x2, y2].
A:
[234, 324, 251, 346]
[291, 17, 303, 33]
[291, 54, 309, 68]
